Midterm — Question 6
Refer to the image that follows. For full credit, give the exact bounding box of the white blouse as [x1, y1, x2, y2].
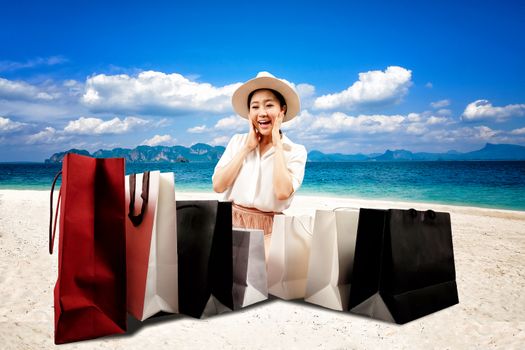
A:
[212, 133, 307, 213]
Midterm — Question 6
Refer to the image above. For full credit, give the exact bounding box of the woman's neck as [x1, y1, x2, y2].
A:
[260, 131, 282, 146]
[260, 135, 272, 146]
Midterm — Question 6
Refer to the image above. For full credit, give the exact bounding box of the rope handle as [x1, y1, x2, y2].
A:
[49, 171, 62, 255]
[128, 171, 150, 227]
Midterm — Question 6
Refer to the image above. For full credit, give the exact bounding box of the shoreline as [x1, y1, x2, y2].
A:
[2, 159, 525, 164]
[2, 188, 524, 215]
[2, 160, 525, 212]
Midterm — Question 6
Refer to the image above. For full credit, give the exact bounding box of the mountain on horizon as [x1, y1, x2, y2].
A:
[462, 143, 525, 160]
[307, 143, 525, 161]
[306, 150, 369, 162]
[45, 144, 226, 163]
[45, 143, 525, 163]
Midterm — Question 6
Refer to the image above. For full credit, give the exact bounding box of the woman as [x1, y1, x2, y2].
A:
[212, 71, 307, 258]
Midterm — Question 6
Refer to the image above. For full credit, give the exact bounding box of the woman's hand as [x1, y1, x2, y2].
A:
[272, 109, 293, 200]
[244, 120, 261, 152]
[272, 111, 284, 147]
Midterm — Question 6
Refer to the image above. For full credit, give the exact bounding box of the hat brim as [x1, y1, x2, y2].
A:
[231, 76, 300, 123]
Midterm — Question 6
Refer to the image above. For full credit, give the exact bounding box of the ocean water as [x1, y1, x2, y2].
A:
[1, 161, 524, 211]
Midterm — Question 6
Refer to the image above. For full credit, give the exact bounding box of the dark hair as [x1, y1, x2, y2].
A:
[247, 89, 286, 111]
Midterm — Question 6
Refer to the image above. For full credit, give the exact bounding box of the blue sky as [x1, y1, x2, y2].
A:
[1, 0, 524, 161]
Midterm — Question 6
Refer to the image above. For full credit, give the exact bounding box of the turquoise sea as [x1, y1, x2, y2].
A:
[1, 161, 524, 211]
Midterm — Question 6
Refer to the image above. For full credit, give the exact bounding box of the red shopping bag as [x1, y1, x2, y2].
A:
[49, 153, 127, 344]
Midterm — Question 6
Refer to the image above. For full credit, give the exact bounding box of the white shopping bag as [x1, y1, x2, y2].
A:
[267, 214, 313, 300]
[232, 228, 268, 309]
[125, 171, 178, 321]
[304, 208, 359, 311]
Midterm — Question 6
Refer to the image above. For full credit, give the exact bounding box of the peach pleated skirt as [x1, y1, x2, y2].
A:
[232, 203, 281, 260]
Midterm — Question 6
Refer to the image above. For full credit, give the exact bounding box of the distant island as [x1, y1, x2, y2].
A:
[46, 143, 525, 163]
[308, 143, 525, 161]
[45, 143, 225, 163]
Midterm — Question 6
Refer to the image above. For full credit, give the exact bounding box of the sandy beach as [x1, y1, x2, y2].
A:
[0, 189, 524, 349]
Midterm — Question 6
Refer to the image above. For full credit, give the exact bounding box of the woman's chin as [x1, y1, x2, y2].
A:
[257, 125, 272, 134]
[258, 129, 272, 137]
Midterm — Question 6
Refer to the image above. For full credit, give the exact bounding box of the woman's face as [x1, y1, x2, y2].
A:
[248, 89, 286, 136]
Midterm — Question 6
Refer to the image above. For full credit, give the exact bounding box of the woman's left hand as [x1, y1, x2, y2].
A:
[272, 111, 284, 147]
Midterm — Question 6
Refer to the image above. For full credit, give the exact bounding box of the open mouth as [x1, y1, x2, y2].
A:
[258, 120, 271, 126]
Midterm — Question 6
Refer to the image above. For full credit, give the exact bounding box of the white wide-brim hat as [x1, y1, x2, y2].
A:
[231, 71, 301, 123]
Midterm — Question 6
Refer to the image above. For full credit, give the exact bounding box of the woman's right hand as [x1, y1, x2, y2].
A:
[214, 127, 257, 193]
[244, 120, 260, 152]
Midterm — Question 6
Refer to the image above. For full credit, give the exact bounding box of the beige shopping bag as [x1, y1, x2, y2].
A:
[267, 214, 313, 300]
[126, 171, 178, 321]
[304, 208, 359, 311]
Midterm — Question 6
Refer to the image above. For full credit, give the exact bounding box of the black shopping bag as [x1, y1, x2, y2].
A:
[349, 208, 459, 324]
[176, 200, 233, 318]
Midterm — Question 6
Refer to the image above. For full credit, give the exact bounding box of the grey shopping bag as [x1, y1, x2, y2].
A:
[232, 228, 268, 309]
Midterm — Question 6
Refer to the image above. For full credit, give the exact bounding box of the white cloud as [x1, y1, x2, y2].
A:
[0, 116, 26, 132]
[209, 136, 230, 146]
[214, 115, 246, 131]
[141, 134, 176, 146]
[310, 112, 406, 134]
[187, 124, 208, 133]
[0, 100, 81, 121]
[281, 109, 312, 131]
[474, 125, 498, 139]
[62, 79, 84, 97]
[23, 116, 151, 146]
[436, 109, 452, 116]
[280, 109, 515, 154]
[26, 127, 64, 144]
[430, 99, 450, 108]
[154, 118, 170, 128]
[406, 113, 421, 122]
[295, 83, 316, 108]
[427, 116, 448, 125]
[296, 83, 315, 99]
[429, 125, 500, 143]
[285, 110, 449, 138]
[0, 78, 86, 122]
[63, 80, 78, 87]
[81, 70, 242, 115]
[425, 82, 433, 89]
[510, 127, 525, 135]
[188, 114, 247, 134]
[64, 116, 149, 135]
[462, 99, 525, 122]
[0, 77, 58, 101]
[313, 66, 412, 110]
[0, 56, 68, 72]
[406, 123, 427, 135]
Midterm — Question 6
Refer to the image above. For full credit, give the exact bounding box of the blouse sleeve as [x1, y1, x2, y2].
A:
[287, 144, 308, 193]
[212, 134, 240, 181]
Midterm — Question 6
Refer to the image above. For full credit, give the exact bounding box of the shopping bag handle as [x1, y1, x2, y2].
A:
[407, 208, 436, 220]
[49, 171, 62, 255]
[292, 216, 313, 236]
[333, 206, 359, 211]
[128, 171, 150, 227]
[426, 209, 436, 219]
[176, 204, 202, 211]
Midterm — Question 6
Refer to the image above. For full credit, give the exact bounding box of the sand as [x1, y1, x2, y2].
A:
[0, 189, 524, 349]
